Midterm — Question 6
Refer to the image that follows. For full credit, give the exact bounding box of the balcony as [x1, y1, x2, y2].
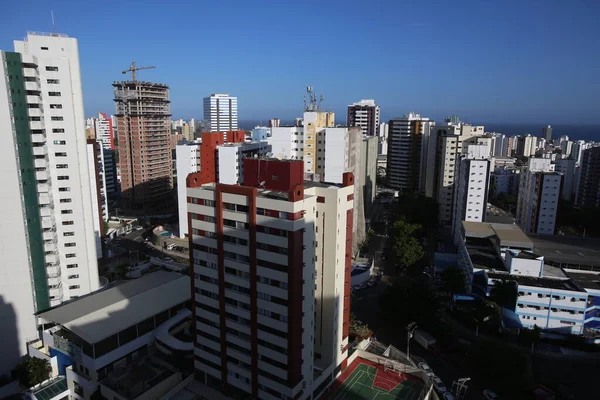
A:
[34, 158, 47, 168]
[41, 217, 54, 229]
[47, 275, 61, 287]
[46, 265, 60, 276]
[29, 121, 44, 131]
[36, 170, 49, 180]
[23, 67, 38, 77]
[28, 108, 43, 117]
[33, 145, 48, 156]
[25, 81, 40, 91]
[42, 230, 56, 241]
[32, 134, 46, 143]
[44, 240, 57, 253]
[37, 182, 50, 192]
[45, 252, 58, 264]
[27, 95, 41, 104]
[40, 205, 53, 217]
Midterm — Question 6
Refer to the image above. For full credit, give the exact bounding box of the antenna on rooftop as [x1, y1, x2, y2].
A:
[51, 10, 56, 33]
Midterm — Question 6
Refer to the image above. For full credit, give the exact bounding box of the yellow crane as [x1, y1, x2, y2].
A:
[122, 62, 156, 82]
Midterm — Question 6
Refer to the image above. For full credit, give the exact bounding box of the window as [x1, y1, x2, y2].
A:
[57, 164, 68, 169]
[64, 242, 76, 247]
[58, 187, 70, 192]
[51, 116, 63, 121]
[45, 66, 59, 71]
[65, 253, 76, 258]
[46, 79, 59, 84]
[68, 274, 79, 279]
[52, 128, 65, 133]
[57, 175, 69, 180]
[48, 92, 61, 97]
[55, 152, 67, 157]
[49, 104, 62, 109]
[66, 264, 78, 269]
[63, 232, 75, 236]
[62, 221, 74, 225]
[53, 140, 66, 145]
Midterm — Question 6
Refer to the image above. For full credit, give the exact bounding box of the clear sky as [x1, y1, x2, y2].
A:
[1, 0, 599, 124]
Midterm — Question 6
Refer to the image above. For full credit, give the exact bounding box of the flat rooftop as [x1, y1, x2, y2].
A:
[462, 221, 533, 249]
[529, 235, 600, 269]
[487, 271, 584, 292]
[564, 270, 600, 290]
[38, 270, 190, 344]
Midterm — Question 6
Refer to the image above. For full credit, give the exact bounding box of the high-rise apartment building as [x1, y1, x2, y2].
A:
[102, 147, 119, 200]
[561, 140, 573, 159]
[453, 145, 491, 241]
[114, 80, 173, 213]
[87, 139, 109, 257]
[347, 99, 380, 136]
[176, 141, 201, 238]
[543, 125, 552, 142]
[187, 158, 354, 400]
[516, 134, 537, 157]
[516, 158, 562, 234]
[553, 159, 576, 202]
[0, 33, 100, 374]
[94, 112, 114, 150]
[203, 93, 238, 132]
[377, 122, 389, 155]
[430, 118, 484, 225]
[386, 112, 434, 192]
[577, 146, 600, 207]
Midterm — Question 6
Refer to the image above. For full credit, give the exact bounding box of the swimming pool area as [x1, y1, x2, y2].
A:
[159, 231, 172, 237]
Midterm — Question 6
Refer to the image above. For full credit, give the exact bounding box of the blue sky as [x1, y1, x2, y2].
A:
[2, 0, 599, 124]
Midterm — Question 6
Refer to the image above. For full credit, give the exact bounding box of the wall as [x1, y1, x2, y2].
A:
[176, 144, 200, 238]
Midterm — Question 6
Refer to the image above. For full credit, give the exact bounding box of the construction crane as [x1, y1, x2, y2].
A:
[122, 62, 156, 82]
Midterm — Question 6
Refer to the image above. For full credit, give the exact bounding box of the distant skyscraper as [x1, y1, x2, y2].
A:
[114, 80, 173, 213]
[0, 32, 100, 374]
[577, 146, 600, 207]
[269, 118, 280, 127]
[203, 93, 238, 132]
[516, 158, 562, 234]
[94, 112, 114, 150]
[386, 112, 434, 191]
[347, 99, 380, 136]
[543, 125, 552, 141]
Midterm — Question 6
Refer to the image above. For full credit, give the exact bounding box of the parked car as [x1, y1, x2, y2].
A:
[166, 243, 176, 250]
[432, 376, 447, 394]
[482, 390, 498, 400]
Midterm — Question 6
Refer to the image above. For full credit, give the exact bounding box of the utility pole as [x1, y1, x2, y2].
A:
[406, 322, 417, 362]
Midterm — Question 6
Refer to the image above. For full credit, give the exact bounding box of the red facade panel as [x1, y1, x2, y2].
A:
[243, 159, 304, 192]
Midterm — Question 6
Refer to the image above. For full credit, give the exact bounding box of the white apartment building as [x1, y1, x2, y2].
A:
[453, 145, 491, 241]
[203, 93, 238, 132]
[347, 99, 380, 136]
[0, 32, 100, 375]
[187, 159, 354, 400]
[432, 120, 485, 225]
[554, 159, 576, 201]
[86, 140, 108, 258]
[378, 122, 389, 155]
[176, 141, 201, 238]
[561, 140, 573, 159]
[216, 141, 270, 185]
[386, 112, 435, 192]
[516, 158, 562, 235]
[93, 112, 113, 150]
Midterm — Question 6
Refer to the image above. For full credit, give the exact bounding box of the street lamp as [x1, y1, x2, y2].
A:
[406, 322, 417, 362]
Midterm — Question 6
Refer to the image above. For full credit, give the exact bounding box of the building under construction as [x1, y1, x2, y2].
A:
[113, 80, 173, 213]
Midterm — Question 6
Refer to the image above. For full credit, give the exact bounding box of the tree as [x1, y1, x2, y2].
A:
[12, 358, 51, 388]
[379, 277, 442, 329]
[390, 220, 424, 268]
[491, 279, 518, 324]
[441, 266, 466, 296]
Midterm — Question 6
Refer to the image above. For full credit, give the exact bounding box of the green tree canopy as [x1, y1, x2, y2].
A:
[12, 357, 51, 388]
[441, 266, 466, 295]
[379, 277, 441, 328]
[389, 220, 424, 268]
[491, 279, 518, 311]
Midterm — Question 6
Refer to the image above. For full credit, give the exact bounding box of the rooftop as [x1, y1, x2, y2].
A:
[529, 235, 600, 269]
[564, 270, 600, 290]
[30, 376, 69, 400]
[487, 271, 584, 292]
[38, 270, 190, 344]
[462, 221, 533, 249]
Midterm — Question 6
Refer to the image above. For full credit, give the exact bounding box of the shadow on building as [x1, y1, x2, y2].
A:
[119, 177, 176, 217]
[0, 295, 20, 394]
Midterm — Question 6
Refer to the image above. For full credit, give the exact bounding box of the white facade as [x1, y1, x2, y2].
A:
[86, 142, 104, 258]
[378, 122, 388, 155]
[217, 141, 270, 185]
[453, 145, 491, 241]
[93, 112, 113, 150]
[516, 158, 561, 235]
[554, 159, 576, 201]
[176, 142, 201, 238]
[347, 99, 380, 136]
[561, 140, 573, 159]
[14, 32, 100, 301]
[203, 93, 238, 132]
[0, 52, 39, 375]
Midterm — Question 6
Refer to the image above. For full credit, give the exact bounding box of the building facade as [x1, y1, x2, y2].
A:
[176, 141, 201, 238]
[114, 81, 173, 213]
[516, 158, 562, 235]
[86, 140, 108, 258]
[577, 146, 600, 207]
[347, 99, 380, 136]
[203, 93, 238, 132]
[93, 112, 114, 150]
[187, 159, 354, 400]
[543, 125, 552, 142]
[0, 33, 101, 374]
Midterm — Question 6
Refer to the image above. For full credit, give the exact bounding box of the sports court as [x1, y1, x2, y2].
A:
[329, 359, 423, 400]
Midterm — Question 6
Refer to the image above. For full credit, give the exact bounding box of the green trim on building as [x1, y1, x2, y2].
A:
[5, 52, 50, 310]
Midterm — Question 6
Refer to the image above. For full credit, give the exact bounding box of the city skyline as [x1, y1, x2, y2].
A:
[1, 1, 599, 125]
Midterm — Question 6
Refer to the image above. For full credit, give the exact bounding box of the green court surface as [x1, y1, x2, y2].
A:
[331, 363, 422, 400]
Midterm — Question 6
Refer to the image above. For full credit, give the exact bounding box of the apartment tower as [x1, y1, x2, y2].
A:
[94, 112, 114, 150]
[347, 99, 380, 136]
[516, 158, 562, 234]
[0, 32, 100, 374]
[113, 80, 173, 213]
[203, 93, 238, 132]
[577, 146, 600, 207]
[188, 158, 354, 400]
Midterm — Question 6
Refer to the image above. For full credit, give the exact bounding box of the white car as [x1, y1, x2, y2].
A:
[432, 376, 447, 394]
[482, 390, 498, 400]
[417, 362, 431, 372]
